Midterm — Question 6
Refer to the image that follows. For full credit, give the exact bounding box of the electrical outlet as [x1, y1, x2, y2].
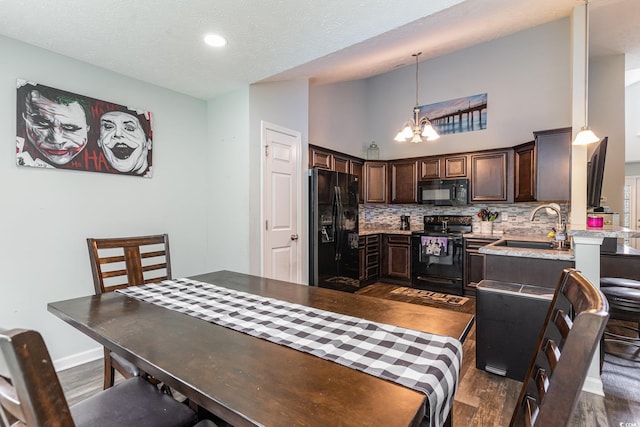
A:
[501, 212, 508, 222]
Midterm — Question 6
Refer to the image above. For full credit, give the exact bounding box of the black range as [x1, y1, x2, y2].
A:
[411, 215, 473, 296]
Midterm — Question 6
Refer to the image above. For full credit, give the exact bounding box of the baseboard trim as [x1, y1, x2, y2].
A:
[53, 347, 103, 372]
[582, 376, 605, 396]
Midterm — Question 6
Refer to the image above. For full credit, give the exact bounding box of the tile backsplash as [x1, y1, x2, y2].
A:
[360, 202, 570, 235]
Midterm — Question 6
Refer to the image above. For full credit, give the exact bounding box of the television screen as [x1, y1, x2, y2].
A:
[587, 137, 608, 209]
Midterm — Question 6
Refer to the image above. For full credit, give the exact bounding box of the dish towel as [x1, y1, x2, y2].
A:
[421, 236, 448, 256]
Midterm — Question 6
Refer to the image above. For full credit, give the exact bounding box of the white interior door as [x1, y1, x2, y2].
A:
[262, 122, 302, 283]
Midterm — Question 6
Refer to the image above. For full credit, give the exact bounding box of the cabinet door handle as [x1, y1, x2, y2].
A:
[291, 234, 299, 241]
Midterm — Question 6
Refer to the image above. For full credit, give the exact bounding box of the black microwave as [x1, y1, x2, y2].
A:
[418, 179, 469, 205]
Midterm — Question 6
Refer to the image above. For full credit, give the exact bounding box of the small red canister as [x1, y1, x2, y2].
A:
[587, 215, 604, 227]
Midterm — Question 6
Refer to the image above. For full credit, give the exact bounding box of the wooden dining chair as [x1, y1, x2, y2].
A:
[87, 234, 172, 389]
[509, 268, 609, 427]
[0, 328, 199, 427]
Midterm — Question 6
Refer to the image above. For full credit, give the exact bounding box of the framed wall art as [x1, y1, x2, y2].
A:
[420, 93, 487, 136]
[16, 79, 153, 177]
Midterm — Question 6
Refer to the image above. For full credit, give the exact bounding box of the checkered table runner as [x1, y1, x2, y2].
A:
[117, 278, 463, 427]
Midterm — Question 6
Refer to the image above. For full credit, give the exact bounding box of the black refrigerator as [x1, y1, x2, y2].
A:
[309, 168, 360, 292]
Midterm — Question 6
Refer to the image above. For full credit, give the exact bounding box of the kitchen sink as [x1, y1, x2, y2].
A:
[492, 239, 570, 251]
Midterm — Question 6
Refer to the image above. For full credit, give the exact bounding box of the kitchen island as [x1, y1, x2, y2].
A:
[477, 226, 640, 396]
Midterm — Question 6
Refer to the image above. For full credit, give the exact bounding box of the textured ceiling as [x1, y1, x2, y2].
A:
[0, 0, 637, 100]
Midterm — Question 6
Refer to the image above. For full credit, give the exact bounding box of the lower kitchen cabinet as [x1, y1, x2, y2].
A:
[359, 234, 380, 285]
[463, 237, 498, 296]
[383, 234, 411, 283]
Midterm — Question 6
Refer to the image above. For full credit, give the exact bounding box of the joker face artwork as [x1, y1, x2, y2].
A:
[98, 111, 151, 175]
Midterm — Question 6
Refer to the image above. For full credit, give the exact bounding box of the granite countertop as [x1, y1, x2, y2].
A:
[568, 224, 640, 239]
[479, 234, 575, 261]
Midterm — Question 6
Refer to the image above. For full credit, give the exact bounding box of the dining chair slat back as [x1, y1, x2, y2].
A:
[509, 268, 609, 427]
[0, 329, 73, 426]
[87, 234, 172, 389]
[87, 234, 172, 294]
[0, 329, 199, 427]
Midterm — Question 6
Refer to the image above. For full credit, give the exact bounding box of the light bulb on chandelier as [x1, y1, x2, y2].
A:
[394, 52, 440, 143]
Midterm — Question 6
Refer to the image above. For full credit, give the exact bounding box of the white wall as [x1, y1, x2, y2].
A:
[311, 18, 572, 160]
[249, 80, 309, 275]
[309, 79, 369, 158]
[590, 55, 625, 214]
[0, 35, 210, 366]
[206, 88, 251, 273]
[626, 81, 640, 163]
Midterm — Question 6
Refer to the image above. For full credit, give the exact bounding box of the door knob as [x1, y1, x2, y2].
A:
[291, 234, 299, 241]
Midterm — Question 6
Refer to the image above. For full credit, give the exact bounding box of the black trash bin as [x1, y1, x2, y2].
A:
[476, 280, 554, 381]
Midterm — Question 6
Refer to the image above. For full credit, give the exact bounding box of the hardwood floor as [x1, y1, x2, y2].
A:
[57, 284, 640, 426]
[356, 283, 640, 426]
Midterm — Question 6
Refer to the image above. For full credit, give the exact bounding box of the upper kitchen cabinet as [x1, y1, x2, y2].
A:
[419, 155, 468, 180]
[350, 159, 364, 204]
[419, 157, 441, 179]
[389, 159, 418, 204]
[444, 155, 468, 178]
[309, 145, 358, 172]
[310, 146, 333, 169]
[333, 154, 350, 174]
[534, 128, 572, 202]
[513, 128, 571, 202]
[514, 141, 536, 202]
[364, 161, 388, 203]
[308, 145, 366, 203]
[471, 150, 511, 202]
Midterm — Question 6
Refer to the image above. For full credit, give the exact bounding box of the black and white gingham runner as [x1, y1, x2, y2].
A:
[117, 278, 462, 427]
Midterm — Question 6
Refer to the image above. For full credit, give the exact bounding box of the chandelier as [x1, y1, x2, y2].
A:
[394, 52, 440, 143]
[573, 0, 599, 145]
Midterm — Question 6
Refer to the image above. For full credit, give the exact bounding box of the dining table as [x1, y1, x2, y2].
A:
[48, 270, 474, 427]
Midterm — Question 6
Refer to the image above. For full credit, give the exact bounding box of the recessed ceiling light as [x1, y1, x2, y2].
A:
[204, 34, 227, 48]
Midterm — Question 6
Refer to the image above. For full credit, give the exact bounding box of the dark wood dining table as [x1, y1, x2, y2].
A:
[48, 270, 474, 427]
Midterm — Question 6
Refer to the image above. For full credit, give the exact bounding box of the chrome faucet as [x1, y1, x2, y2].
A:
[530, 203, 564, 229]
[530, 203, 567, 247]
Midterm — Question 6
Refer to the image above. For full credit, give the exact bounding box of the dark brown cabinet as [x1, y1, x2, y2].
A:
[534, 127, 571, 201]
[513, 128, 571, 202]
[310, 147, 332, 169]
[419, 157, 441, 179]
[359, 234, 380, 284]
[471, 150, 509, 202]
[419, 155, 467, 180]
[350, 160, 364, 204]
[333, 154, 350, 174]
[383, 234, 411, 282]
[514, 142, 536, 202]
[463, 237, 498, 295]
[444, 156, 468, 178]
[309, 145, 365, 203]
[364, 162, 388, 203]
[389, 160, 418, 204]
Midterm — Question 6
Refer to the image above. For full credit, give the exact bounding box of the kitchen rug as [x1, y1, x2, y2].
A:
[390, 287, 469, 306]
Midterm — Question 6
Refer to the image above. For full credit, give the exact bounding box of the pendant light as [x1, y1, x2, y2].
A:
[573, 0, 599, 145]
[394, 53, 440, 143]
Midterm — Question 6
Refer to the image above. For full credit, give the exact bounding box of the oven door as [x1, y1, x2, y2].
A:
[411, 235, 464, 295]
